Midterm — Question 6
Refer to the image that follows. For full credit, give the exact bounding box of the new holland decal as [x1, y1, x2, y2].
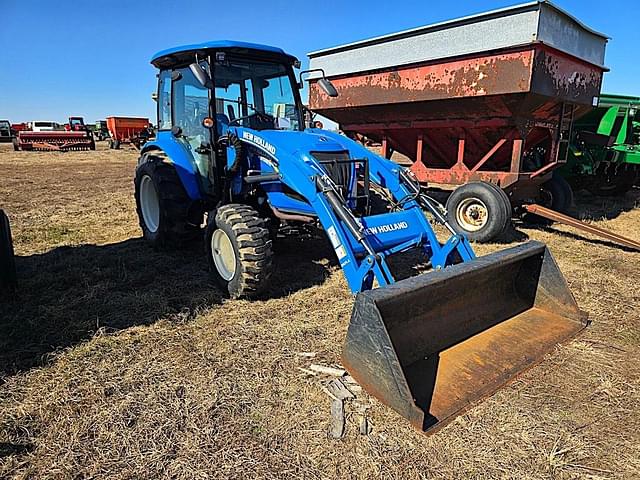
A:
[363, 221, 409, 236]
[242, 131, 276, 156]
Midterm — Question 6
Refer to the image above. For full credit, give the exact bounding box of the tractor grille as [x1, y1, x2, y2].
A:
[310, 151, 353, 197]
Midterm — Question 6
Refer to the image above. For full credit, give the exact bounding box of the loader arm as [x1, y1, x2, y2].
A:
[229, 126, 475, 293]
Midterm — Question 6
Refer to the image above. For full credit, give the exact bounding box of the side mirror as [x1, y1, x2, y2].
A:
[317, 78, 338, 98]
[298, 68, 339, 97]
[151, 92, 158, 102]
[189, 63, 213, 89]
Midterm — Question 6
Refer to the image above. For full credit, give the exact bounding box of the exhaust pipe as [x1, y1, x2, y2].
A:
[342, 241, 587, 433]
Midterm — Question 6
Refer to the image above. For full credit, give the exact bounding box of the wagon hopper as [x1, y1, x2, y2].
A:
[106, 116, 152, 149]
[308, 1, 609, 241]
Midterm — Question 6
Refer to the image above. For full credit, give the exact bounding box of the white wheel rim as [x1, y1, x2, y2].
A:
[211, 229, 237, 281]
[140, 175, 160, 233]
[456, 197, 489, 232]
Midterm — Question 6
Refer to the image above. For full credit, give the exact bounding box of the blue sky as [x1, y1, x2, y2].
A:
[1, 0, 638, 123]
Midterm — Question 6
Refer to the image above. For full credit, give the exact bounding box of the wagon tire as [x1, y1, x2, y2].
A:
[482, 182, 512, 236]
[205, 204, 274, 299]
[0, 209, 17, 293]
[446, 182, 510, 243]
[134, 153, 202, 249]
[526, 173, 574, 224]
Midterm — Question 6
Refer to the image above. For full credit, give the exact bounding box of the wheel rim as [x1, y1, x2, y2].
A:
[211, 229, 237, 281]
[140, 175, 160, 233]
[455, 197, 489, 232]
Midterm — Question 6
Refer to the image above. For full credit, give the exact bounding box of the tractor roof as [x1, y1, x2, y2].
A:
[151, 40, 298, 68]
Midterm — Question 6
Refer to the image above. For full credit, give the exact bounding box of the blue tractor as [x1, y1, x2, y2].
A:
[135, 41, 587, 433]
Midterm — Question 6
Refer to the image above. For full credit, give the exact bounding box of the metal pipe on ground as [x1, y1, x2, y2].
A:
[524, 204, 640, 252]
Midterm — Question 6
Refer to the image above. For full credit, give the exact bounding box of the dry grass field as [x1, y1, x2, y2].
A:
[0, 141, 639, 479]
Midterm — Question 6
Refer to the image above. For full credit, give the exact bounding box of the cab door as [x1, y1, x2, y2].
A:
[171, 65, 215, 189]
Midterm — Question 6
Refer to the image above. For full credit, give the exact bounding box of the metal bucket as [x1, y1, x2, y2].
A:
[342, 241, 587, 433]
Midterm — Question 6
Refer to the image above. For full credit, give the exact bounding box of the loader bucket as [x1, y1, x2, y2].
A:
[342, 241, 587, 434]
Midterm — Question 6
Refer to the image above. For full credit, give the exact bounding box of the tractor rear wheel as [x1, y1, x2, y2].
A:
[446, 182, 510, 243]
[134, 153, 202, 248]
[0, 209, 17, 293]
[205, 204, 274, 299]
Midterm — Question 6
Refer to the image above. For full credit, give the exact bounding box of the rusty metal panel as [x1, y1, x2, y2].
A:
[309, 50, 534, 110]
[531, 47, 603, 106]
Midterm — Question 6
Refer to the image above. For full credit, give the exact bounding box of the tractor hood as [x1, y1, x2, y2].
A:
[236, 128, 353, 160]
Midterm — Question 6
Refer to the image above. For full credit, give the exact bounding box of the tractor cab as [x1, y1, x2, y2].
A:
[149, 41, 339, 211]
[151, 42, 304, 135]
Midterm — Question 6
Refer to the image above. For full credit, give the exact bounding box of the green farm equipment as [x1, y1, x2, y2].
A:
[93, 120, 110, 141]
[560, 94, 640, 196]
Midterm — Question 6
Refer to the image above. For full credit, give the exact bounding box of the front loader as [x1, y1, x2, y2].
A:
[135, 41, 587, 434]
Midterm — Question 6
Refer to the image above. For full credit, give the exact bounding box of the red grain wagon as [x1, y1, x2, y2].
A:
[106, 116, 153, 149]
[308, 1, 608, 241]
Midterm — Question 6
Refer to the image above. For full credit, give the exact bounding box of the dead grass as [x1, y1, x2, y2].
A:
[0, 142, 639, 479]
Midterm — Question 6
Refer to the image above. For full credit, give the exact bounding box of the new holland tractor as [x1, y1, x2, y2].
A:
[135, 41, 587, 433]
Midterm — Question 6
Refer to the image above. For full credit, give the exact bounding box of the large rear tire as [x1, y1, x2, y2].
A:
[205, 204, 274, 299]
[134, 153, 202, 248]
[446, 182, 510, 243]
[0, 209, 17, 293]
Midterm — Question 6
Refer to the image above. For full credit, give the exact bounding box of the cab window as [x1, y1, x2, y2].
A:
[172, 66, 210, 138]
[158, 70, 172, 130]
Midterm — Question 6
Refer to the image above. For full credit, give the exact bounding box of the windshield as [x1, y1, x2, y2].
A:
[214, 57, 302, 131]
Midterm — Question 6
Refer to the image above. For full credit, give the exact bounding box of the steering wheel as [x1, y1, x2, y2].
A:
[228, 111, 274, 127]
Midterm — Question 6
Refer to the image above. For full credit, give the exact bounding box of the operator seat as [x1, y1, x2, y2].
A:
[217, 114, 230, 137]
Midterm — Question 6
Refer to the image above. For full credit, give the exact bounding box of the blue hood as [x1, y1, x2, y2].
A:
[240, 129, 351, 159]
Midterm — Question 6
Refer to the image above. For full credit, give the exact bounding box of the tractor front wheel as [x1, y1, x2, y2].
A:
[205, 204, 274, 299]
[134, 154, 202, 248]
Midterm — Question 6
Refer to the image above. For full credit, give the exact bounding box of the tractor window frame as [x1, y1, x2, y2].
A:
[157, 70, 173, 131]
[211, 53, 305, 132]
[170, 64, 212, 140]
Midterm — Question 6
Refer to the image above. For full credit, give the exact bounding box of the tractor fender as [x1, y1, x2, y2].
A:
[141, 132, 202, 200]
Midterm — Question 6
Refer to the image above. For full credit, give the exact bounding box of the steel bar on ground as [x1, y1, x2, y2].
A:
[524, 204, 640, 251]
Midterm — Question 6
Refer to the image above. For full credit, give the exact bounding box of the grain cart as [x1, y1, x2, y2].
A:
[106, 116, 152, 149]
[307, 1, 608, 242]
[0, 209, 16, 294]
[559, 94, 640, 195]
[135, 40, 586, 434]
[14, 117, 95, 151]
